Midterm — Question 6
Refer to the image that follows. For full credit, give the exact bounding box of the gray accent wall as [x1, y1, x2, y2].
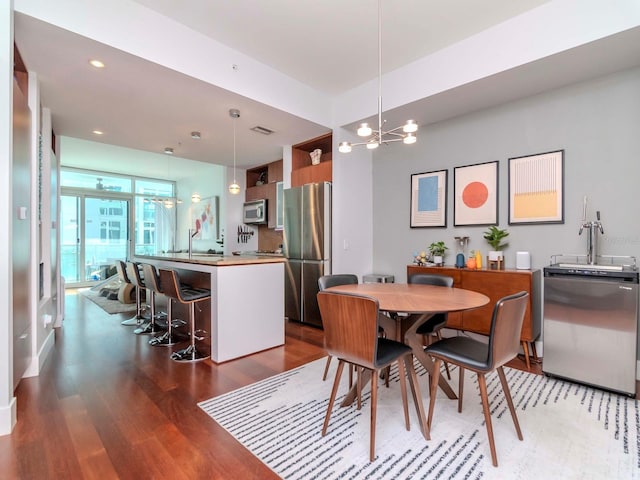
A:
[372, 66, 640, 282]
[371, 66, 640, 361]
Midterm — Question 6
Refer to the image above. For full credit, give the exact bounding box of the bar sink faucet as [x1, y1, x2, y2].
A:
[579, 196, 604, 265]
[188, 229, 198, 259]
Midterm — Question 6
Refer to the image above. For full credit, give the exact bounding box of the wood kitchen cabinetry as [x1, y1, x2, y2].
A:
[246, 160, 283, 229]
[291, 132, 332, 187]
[406, 265, 542, 368]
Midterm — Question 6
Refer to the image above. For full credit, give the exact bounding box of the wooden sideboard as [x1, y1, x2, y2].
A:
[406, 265, 542, 368]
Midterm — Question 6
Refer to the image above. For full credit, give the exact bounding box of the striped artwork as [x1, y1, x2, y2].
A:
[509, 150, 564, 224]
[199, 358, 638, 479]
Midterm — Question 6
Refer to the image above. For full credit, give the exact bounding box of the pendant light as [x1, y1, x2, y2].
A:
[339, 0, 417, 153]
[228, 108, 241, 195]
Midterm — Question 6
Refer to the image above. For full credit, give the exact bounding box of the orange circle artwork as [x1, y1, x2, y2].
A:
[462, 182, 488, 208]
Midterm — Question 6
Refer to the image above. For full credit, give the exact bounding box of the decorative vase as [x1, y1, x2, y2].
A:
[310, 149, 322, 165]
[433, 255, 443, 266]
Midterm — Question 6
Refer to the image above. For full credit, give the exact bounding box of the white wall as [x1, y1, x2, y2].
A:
[0, 0, 17, 435]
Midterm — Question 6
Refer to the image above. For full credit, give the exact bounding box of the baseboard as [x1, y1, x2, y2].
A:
[0, 397, 17, 436]
[23, 329, 56, 378]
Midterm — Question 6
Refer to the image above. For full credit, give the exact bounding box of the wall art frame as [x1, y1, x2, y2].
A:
[454, 160, 498, 226]
[508, 149, 564, 225]
[410, 169, 448, 228]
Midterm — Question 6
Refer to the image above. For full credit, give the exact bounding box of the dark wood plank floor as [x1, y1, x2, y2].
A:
[0, 289, 541, 479]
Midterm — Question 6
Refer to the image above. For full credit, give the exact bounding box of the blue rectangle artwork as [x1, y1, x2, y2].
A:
[418, 176, 438, 211]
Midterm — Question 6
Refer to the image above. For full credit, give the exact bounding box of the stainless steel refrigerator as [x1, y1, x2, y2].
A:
[283, 182, 331, 327]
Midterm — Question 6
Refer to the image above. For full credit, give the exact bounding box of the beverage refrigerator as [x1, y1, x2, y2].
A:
[283, 182, 331, 327]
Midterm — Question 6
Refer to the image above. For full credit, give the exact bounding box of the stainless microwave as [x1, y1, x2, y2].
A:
[243, 199, 267, 224]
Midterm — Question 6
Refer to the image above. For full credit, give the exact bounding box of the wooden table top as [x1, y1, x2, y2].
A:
[326, 283, 489, 314]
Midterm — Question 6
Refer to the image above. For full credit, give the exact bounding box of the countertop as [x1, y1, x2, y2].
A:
[134, 252, 285, 266]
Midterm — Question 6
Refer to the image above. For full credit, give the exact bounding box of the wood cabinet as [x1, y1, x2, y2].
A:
[291, 132, 332, 187]
[246, 160, 283, 229]
[406, 265, 542, 367]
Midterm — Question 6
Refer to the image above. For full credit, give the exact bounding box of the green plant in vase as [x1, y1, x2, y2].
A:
[483, 226, 509, 263]
[429, 241, 448, 266]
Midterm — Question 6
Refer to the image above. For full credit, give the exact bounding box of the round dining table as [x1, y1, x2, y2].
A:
[326, 282, 489, 438]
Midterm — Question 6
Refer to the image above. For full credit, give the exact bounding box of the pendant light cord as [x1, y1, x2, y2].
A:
[377, 0, 382, 141]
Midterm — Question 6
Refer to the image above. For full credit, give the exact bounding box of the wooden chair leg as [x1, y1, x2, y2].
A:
[356, 366, 362, 411]
[322, 356, 332, 381]
[427, 358, 442, 431]
[396, 359, 410, 431]
[497, 366, 523, 440]
[477, 373, 498, 467]
[370, 368, 378, 462]
[322, 360, 345, 436]
[521, 341, 531, 370]
[458, 366, 464, 413]
[404, 355, 430, 440]
[348, 364, 354, 389]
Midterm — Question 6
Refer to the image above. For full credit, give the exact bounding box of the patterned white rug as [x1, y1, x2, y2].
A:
[199, 357, 639, 479]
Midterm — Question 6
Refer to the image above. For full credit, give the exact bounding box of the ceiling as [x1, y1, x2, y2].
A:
[12, 0, 640, 177]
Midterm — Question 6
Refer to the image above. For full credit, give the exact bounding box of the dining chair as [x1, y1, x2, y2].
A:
[425, 291, 529, 467]
[407, 273, 454, 379]
[317, 291, 416, 462]
[318, 274, 359, 381]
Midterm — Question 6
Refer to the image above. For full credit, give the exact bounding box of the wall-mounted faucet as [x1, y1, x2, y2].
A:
[188, 228, 199, 258]
[579, 197, 604, 265]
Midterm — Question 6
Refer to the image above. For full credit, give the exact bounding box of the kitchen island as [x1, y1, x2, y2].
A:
[134, 253, 285, 363]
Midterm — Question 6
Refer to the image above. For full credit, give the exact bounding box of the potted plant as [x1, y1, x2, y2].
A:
[429, 241, 448, 266]
[483, 226, 509, 261]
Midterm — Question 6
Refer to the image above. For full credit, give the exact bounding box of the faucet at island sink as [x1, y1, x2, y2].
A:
[188, 228, 199, 258]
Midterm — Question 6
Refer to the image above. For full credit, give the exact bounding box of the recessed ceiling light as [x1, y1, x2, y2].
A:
[89, 59, 105, 68]
[164, 147, 174, 155]
[191, 131, 201, 139]
[92, 130, 104, 135]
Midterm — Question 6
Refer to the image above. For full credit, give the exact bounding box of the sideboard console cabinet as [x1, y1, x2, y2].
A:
[406, 265, 541, 368]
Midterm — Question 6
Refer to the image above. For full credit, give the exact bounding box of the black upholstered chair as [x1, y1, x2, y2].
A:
[407, 273, 454, 379]
[425, 291, 529, 467]
[159, 269, 211, 363]
[317, 291, 418, 462]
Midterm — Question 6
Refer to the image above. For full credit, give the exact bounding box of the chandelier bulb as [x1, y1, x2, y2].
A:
[403, 120, 418, 133]
[403, 132, 417, 145]
[366, 141, 379, 150]
[357, 123, 373, 137]
[338, 141, 352, 153]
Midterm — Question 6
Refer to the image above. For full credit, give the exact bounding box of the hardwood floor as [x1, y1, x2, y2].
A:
[0, 289, 540, 479]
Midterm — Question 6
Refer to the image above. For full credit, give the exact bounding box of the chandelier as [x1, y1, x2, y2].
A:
[228, 108, 241, 195]
[338, 0, 417, 153]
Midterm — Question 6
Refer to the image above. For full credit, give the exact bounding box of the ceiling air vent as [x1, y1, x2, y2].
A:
[250, 125, 275, 135]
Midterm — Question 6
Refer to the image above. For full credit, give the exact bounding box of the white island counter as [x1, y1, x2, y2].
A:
[134, 253, 285, 363]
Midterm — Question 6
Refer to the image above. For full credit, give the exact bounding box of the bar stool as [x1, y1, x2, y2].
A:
[141, 264, 185, 347]
[117, 260, 146, 326]
[126, 262, 162, 336]
[159, 268, 211, 362]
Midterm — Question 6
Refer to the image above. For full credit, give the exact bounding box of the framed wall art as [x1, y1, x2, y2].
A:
[454, 161, 498, 226]
[192, 196, 220, 240]
[508, 150, 564, 225]
[410, 169, 447, 228]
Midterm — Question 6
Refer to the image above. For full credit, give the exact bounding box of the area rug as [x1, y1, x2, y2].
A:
[198, 357, 639, 480]
[80, 288, 137, 315]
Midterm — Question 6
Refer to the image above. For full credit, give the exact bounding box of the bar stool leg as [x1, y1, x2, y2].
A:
[150, 299, 184, 346]
[171, 302, 209, 362]
[121, 284, 146, 326]
[134, 288, 165, 335]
